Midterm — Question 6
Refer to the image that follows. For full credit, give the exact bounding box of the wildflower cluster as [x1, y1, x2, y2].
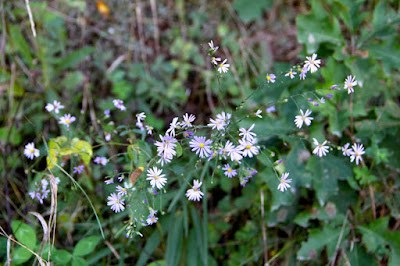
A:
[208, 40, 230, 74]
[29, 176, 60, 204]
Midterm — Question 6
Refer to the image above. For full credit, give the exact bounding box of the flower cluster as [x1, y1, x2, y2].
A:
[29, 176, 60, 204]
[208, 40, 230, 74]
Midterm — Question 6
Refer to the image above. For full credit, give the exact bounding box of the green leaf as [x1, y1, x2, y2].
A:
[306, 155, 352, 206]
[60, 71, 85, 90]
[13, 246, 33, 265]
[232, 0, 272, 23]
[136, 231, 160, 266]
[358, 217, 390, 255]
[11, 220, 37, 249]
[346, 243, 378, 266]
[176, 142, 183, 158]
[165, 213, 183, 266]
[72, 256, 89, 266]
[55, 46, 95, 73]
[9, 25, 33, 65]
[73, 236, 100, 257]
[297, 226, 348, 260]
[147, 261, 166, 266]
[52, 249, 72, 265]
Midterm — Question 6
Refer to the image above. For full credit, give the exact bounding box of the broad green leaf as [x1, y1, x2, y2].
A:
[55, 46, 95, 73]
[232, 0, 272, 23]
[73, 236, 100, 257]
[346, 243, 378, 266]
[52, 249, 72, 265]
[147, 261, 166, 266]
[72, 256, 89, 266]
[13, 246, 33, 265]
[61, 71, 85, 90]
[11, 220, 37, 249]
[297, 226, 348, 260]
[358, 217, 389, 255]
[175, 142, 183, 158]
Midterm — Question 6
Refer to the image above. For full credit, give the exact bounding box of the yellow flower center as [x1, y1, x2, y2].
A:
[66, 119, 70, 124]
[228, 168, 232, 172]
[199, 143, 205, 148]
[267, 76, 271, 80]
[194, 188, 198, 191]
[318, 144, 322, 148]
[220, 63, 224, 67]
[154, 175, 159, 180]
[302, 117, 306, 121]
[246, 145, 251, 150]
[30, 149, 34, 153]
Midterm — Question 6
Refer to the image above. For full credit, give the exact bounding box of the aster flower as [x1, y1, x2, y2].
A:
[184, 131, 194, 138]
[320, 97, 325, 104]
[113, 99, 126, 111]
[45, 100, 64, 114]
[207, 150, 218, 161]
[285, 68, 297, 79]
[341, 143, 353, 156]
[216, 112, 231, 125]
[146, 167, 167, 190]
[350, 143, 365, 165]
[211, 56, 221, 65]
[240, 177, 249, 187]
[146, 213, 159, 225]
[155, 134, 177, 166]
[59, 114, 76, 128]
[237, 139, 259, 158]
[312, 138, 329, 157]
[145, 125, 153, 135]
[208, 40, 219, 52]
[186, 179, 204, 201]
[24, 142, 40, 160]
[266, 106, 276, 113]
[105, 132, 111, 142]
[94, 156, 107, 165]
[224, 140, 243, 162]
[116, 185, 128, 196]
[218, 59, 230, 74]
[277, 172, 292, 192]
[104, 109, 110, 118]
[255, 109, 262, 118]
[136, 112, 146, 124]
[294, 109, 314, 128]
[266, 73, 276, 83]
[304, 53, 321, 73]
[239, 124, 256, 141]
[208, 118, 226, 131]
[344, 75, 357, 94]
[181, 113, 196, 128]
[189, 136, 212, 158]
[222, 164, 237, 178]
[299, 67, 308, 80]
[166, 117, 179, 137]
[73, 165, 85, 174]
[107, 193, 125, 213]
[104, 178, 114, 185]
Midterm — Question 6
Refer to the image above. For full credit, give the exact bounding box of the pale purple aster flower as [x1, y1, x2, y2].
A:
[299, 67, 308, 80]
[94, 156, 107, 166]
[45, 100, 64, 114]
[104, 109, 110, 118]
[105, 132, 111, 142]
[59, 114, 76, 128]
[208, 40, 219, 52]
[116, 185, 128, 196]
[146, 167, 167, 190]
[73, 165, 85, 174]
[344, 75, 357, 94]
[350, 143, 365, 165]
[208, 118, 226, 131]
[326, 93, 333, 99]
[266, 73, 276, 83]
[166, 117, 179, 137]
[145, 125, 153, 135]
[189, 136, 212, 158]
[181, 113, 196, 128]
[239, 124, 256, 141]
[107, 193, 125, 213]
[113, 99, 126, 111]
[285, 68, 297, 79]
[222, 164, 237, 178]
[184, 131, 194, 138]
[211, 56, 221, 65]
[237, 139, 259, 158]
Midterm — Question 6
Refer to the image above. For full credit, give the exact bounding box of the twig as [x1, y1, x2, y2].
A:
[25, 0, 36, 37]
[260, 189, 268, 264]
[105, 241, 120, 259]
[330, 210, 349, 266]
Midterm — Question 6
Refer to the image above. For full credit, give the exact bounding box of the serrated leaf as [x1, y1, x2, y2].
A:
[11, 220, 37, 249]
[73, 236, 100, 257]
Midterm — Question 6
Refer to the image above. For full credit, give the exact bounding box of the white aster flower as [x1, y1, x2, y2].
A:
[186, 179, 204, 201]
[94, 156, 107, 165]
[312, 138, 329, 157]
[222, 164, 237, 178]
[277, 172, 292, 192]
[216, 112, 231, 125]
[285, 68, 297, 79]
[255, 109, 262, 118]
[294, 109, 314, 128]
[224, 140, 243, 163]
[266, 73, 276, 83]
[59, 114, 76, 128]
[45, 100, 64, 114]
[146, 214, 159, 225]
[208, 118, 226, 131]
[24, 142, 40, 160]
[304, 53, 321, 73]
[237, 139, 259, 158]
[136, 112, 146, 124]
[189, 136, 212, 158]
[211, 56, 221, 65]
[113, 99, 126, 111]
[350, 143, 365, 165]
[146, 167, 167, 190]
[344, 75, 357, 94]
[239, 124, 256, 141]
[208, 40, 219, 52]
[105, 132, 111, 142]
[107, 193, 125, 213]
[166, 117, 179, 136]
[218, 59, 230, 74]
[341, 143, 353, 156]
[145, 125, 153, 135]
[181, 113, 196, 128]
